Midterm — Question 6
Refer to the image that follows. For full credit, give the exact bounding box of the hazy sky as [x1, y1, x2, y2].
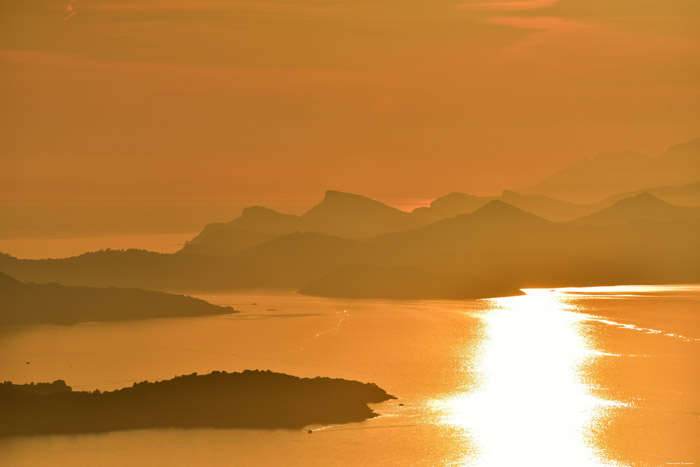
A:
[2, 0, 699, 205]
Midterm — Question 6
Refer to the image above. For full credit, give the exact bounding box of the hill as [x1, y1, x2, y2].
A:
[0, 370, 395, 436]
[0, 272, 234, 325]
[300, 190, 422, 238]
[303, 202, 700, 299]
[424, 191, 595, 222]
[572, 193, 700, 226]
[598, 182, 700, 208]
[178, 228, 276, 256]
[299, 263, 523, 300]
[0, 232, 379, 292]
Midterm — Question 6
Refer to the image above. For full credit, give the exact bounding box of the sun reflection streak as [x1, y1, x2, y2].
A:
[434, 289, 627, 466]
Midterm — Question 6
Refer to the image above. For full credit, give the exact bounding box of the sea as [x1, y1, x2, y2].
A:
[1, 286, 699, 466]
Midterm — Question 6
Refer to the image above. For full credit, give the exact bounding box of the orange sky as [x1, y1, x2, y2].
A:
[1, 0, 699, 204]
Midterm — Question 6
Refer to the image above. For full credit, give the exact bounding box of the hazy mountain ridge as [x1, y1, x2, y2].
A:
[305, 199, 700, 298]
[597, 182, 700, 208]
[182, 180, 700, 261]
[178, 191, 432, 257]
[424, 190, 593, 222]
[0, 272, 235, 325]
[523, 137, 700, 202]
[2, 194, 699, 300]
[178, 228, 276, 256]
[4, 164, 700, 300]
[572, 193, 700, 226]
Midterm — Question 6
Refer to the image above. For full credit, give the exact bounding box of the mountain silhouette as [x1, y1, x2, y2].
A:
[427, 192, 487, 218]
[572, 192, 700, 226]
[301, 200, 700, 299]
[178, 228, 276, 256]
[373, 200, 554, 258]
[180, 190, 433, 257]
[226, 206, 301, 234]
[180, 183, 700, 259]
[419, 190, 594, 222]
[597, 181, 700, 208]
[0, 272, 234, 325]
[2, 196, 700, 300]
[178, 206, 300, 256]
[300, 190, 422, 238]
[523, 137, 700, 202]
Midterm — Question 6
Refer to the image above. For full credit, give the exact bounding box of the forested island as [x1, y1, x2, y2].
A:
[0, 370, 395, 436]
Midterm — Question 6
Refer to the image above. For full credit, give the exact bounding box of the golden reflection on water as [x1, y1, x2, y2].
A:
[435, 289, 626, 467]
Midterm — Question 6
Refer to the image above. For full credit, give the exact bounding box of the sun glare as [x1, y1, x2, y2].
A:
[434, 290, 626, 466]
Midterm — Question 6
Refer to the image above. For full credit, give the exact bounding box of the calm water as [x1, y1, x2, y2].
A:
[1, 286, 698, 466]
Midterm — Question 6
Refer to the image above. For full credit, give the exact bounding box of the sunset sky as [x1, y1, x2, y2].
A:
[2, 0, 699, 205]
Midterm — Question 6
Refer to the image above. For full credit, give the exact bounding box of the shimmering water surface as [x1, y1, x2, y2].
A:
[1, 286, 698, 466]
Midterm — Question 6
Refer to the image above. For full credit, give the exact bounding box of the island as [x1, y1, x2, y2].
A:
[0, 370, 396, 436]
[0, 272, 235, 325]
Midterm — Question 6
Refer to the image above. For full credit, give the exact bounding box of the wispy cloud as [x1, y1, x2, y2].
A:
[490, 16, 579, 32]
[459, 0, 560, 11]
[64, 0, 77, 21]
[88, 1, 343, 14]
[488, 16, 589, 49]
[457, 0, 587, 50]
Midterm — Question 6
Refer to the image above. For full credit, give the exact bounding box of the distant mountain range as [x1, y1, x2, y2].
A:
[2, 190, 699, 300]
[572, 192, 700, 226]
[178, 190, 425, 256]
[0, 272, 234, 325]
[180, 181, 700, 259]
[522, 137, 700, 203]
[597, 182, 700, 207]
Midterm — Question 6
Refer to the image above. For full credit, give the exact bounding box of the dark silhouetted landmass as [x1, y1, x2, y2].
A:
[0, 232, 383, 291]
[0, 272, 234, 325]
[523, 137, 700, 202]
[299, 263, 523, 300]
[178, 228, 276, 256]
[0, 249, 244, 291]
[0, 370, 395, 436]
